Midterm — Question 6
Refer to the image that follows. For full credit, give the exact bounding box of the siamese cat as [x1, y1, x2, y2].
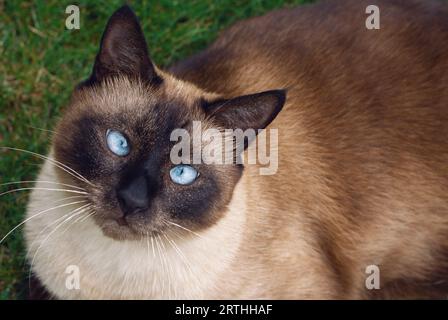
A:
[23, 0, 448, 299]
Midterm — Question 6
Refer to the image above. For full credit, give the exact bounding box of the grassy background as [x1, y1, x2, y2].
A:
[0, 0, 312, 299]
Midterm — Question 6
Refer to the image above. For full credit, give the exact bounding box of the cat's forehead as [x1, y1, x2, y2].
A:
[73, 76, 173, 114]
[68, 76, 206, 129]
[63, 75, 217, 144]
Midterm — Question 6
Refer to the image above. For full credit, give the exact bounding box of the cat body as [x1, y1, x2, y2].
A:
[25, 0, 448, 299]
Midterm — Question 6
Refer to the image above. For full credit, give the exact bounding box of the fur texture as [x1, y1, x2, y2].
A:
[26, 0, 448, 299]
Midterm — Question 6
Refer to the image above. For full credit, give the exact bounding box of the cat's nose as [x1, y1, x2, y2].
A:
[117, 175, 150, 215]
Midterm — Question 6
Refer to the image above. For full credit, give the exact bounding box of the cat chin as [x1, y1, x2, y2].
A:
[95, 216, 165, 241]
[98, 219, 142, 241]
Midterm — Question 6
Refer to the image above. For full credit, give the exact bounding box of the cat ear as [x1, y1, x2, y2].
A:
[204, 90, 286, 132]
[85, 5, 161, 86]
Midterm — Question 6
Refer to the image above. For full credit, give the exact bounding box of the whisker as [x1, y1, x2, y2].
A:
[143, 233, 158, 296]
[151, 235, 156, 259]
[149, 235, 158, 293]
[163, 233, 181, 299]
[0, 199, 88, 244]
[26, 125, 58, 136]
[0, 180, 86, 191]
[162, 224, 196, 282]
[165, 220, 205, 240]
[163, 232, 193, 274]
[26, 204, 92, 260]
[162, 232, 189, 267]
[0, 187, 87, 198]
[158, 233, 174, 299]
[28, 204, 92, 290]
[154, 236, 166, 298]
[51, 195, 88, 205]
[145, 232, 151, 269]
[77, 209, 96, 223]
[163, 228, 201, 300]
[59, 206, 94, 234]
[1, 147, 97, 187]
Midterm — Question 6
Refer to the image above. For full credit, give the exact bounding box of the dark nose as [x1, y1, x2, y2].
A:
[117, 175, 149, 215]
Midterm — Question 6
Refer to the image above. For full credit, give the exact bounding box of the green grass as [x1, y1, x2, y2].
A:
[0, 0, 311, 299]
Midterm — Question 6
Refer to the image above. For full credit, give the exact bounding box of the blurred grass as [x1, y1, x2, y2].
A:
[0, 0, 312, 299]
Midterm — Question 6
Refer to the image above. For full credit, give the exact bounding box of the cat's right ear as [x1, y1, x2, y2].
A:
[79, 5, 161, 88]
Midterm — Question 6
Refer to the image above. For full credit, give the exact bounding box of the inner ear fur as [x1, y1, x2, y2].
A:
[203, 89, 286, 132]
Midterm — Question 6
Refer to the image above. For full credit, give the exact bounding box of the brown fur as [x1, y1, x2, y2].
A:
[171, 0, 448, 298]
[27, 0, 448, 299]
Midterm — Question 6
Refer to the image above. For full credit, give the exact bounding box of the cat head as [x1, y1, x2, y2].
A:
[53, 5, 285, 240]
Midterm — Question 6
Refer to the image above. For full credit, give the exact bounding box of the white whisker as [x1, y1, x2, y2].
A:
[59, 206, 94, 234]
[162, 224, 196, 284]
[163, 231, 195, 293]
[51, 195, 88, 205]
[28, 204, 92, 290]
[165, 220, 205, 240]
[150, 235, 156, 259]
[77, 209, 96, 223]
[145, 233, 150, 259]
[150, 235, 157, 293]
[154, 236, 166, 298]
[26, 204, 92, 259]
[0, 200, 88, 244]
[158, 233, 174, 299]
[0, 180, 86, 191]
[1, 147, 97, 187]
[27, 126, 58, 136]
[0, 187, 87, 198]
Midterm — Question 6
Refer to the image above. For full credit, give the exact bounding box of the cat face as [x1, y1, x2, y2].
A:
[52, 5, 285, 240]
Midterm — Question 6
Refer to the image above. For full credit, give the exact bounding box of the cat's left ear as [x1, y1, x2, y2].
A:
[204, 90, 286, 132]
[82, 5, 161, 86]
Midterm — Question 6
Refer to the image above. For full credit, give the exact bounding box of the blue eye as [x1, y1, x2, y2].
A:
[169, 165, 199, 185]
[106, 130, 130, 156]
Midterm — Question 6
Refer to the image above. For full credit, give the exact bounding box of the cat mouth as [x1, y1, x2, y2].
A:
[99, 218, 137, 240]
[115, 217, 128, 226]
[95, 215, 163, 241]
